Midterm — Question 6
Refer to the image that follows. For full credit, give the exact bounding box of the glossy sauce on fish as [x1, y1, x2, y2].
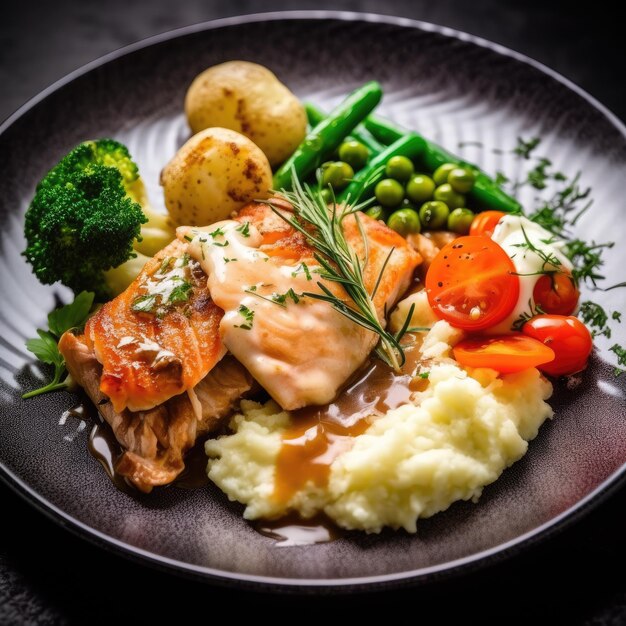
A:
[184, 200, 421, 410]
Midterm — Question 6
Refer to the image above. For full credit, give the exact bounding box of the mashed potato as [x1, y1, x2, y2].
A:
[206, 320, 553, 533]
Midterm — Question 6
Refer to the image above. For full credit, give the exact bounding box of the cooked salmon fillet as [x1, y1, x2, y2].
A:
[237, 199, 419, 318]
[181, 198, 422, 410]
[59, 331, 252, 492]
[82, 239, 226, 413]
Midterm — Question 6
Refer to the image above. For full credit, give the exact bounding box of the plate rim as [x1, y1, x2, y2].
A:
[2, 9, 626, 591]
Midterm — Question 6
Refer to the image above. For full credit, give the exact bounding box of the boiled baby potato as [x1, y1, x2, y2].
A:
[185, 61, 307, 167]
[160, 127, 272, 226]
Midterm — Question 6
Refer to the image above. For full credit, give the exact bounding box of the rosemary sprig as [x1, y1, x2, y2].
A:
[269, 173, 408, 371]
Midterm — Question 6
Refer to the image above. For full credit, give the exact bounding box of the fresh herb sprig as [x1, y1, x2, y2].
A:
[510, 138, 625, 371]
[23, 291, 95, 398]
[270, 173, 408, 371]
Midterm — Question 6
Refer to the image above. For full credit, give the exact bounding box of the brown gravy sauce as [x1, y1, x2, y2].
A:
[87, 419, 211, 492]
[273, 337, 428, 505]
[88, 421, 136, 494]
[255, 513, 342, 546]
[80, 335, 430, 545]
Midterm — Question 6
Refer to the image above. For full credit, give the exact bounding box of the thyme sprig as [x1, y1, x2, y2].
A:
[269, 173, 408, 371]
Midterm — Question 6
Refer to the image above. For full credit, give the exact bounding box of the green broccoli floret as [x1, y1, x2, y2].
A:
[23, 139, 175, 300]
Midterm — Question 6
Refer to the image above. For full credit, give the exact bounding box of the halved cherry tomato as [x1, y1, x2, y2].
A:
[532, 271, 580, 316]
[425, 236, 520, 331]
[469, 210, 506, 237]
[522, 314, 592, 376]
[453, 334, 555, 373]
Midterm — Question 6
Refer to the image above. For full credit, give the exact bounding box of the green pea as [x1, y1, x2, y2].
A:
[320, 187, 333, 203]
[447, 167, 476, 193]
[406, 174, 435, 203]
[447, 208, 475, 234]
[338, 140, 369, 170]
[321, 161, 354, 190]
[375, 178, 405, 208]
[385, 155, 415, 182]
[387, 208, 421, 237]
[433, 183, 465, 209]
[432, 163, 457, 186]
[419, 201, 450, 230]
[364, 205, 388, 221]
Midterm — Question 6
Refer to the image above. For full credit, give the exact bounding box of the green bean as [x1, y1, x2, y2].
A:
[363, 116, 521, 213]
[337, 133, 426, 204]
[304, 102, 385, 157]
[273, 83, 382, 191]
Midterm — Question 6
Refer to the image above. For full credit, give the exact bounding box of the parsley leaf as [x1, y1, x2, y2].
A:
[47, 291, 95, 337]
[23, 291, 94, 399]
[168, 281, 193, 304]
[26, 330, 65, 367]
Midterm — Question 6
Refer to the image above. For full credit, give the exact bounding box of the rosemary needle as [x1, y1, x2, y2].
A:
[269, 173, 409, 372]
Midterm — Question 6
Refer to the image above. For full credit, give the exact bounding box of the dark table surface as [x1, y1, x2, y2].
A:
[2, 1, 626, 624]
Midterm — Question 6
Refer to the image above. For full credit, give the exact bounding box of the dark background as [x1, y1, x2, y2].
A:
[2, 1, 625, 624]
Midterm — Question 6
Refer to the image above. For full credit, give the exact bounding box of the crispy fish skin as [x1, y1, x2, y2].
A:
[82, 239, 226, 413]
[59, 331, 252, 492]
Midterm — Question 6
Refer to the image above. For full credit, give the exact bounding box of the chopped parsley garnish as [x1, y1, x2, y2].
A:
[609, 345, 626, 375]
[159, 257, 173, 273]
[291, 262, 313, 280]
[131, 293, 158, 313]
[168, 280, 193, 304]
[235, 304, 255, 330]
[513, 136, 541, 159]
[245, 287, 301, 308]
[272, 288, 301, 306]
[579, 301, 610, 338]
[236, 222, 251, 237]
[209, 227, 226, 238]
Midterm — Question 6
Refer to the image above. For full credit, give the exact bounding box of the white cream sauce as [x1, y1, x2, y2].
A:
[491, 215, 573, 333]
[187, 221, 377, 410]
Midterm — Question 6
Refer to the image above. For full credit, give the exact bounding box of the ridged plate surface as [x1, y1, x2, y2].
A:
[0, 13, 625, 589]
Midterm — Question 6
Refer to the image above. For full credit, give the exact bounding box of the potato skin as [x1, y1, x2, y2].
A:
[160, 127, 272, 226]
[185, 61, 306, 167]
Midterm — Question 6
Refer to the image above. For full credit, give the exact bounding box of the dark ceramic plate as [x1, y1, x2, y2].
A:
[1, 12, 625, 590]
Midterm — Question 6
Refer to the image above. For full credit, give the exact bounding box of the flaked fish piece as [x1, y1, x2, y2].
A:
[82, 239, 226, 413]
[182, 199, 421, 410]
[59, 331, 252, 492]
[407, 231, 457, 281]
